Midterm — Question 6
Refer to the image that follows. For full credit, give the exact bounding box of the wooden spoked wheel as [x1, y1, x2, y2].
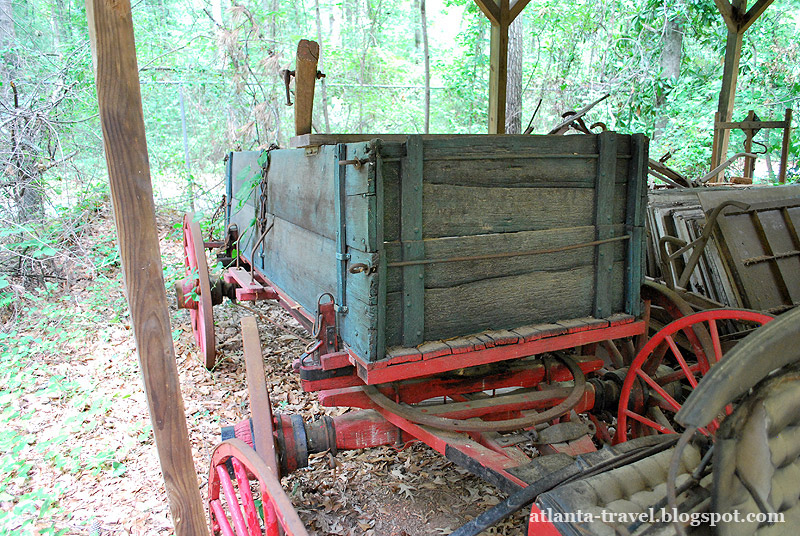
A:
[208, 439, 308, 536]
[615, 309, 773, 443]
[183, 211, 216, 368]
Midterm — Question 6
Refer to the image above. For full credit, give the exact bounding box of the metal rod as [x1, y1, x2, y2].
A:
[387, 235, 630, 268]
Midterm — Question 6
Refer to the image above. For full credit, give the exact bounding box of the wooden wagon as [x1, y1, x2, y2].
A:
[179, 133, 795, 536]
[212, 132, 648, 372]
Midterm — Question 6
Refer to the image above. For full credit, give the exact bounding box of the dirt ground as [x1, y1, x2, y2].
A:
[15, 210, 527, 535]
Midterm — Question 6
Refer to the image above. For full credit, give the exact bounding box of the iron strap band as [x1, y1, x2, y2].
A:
[386, 234, 630, 268]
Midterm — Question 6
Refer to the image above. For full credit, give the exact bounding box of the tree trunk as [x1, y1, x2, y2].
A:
[654, 17, 683, 138]
[420, 0, 430, 133]
[413, 0, 421, 60]
[505, 16, 523, 134]
[314, 0, 331, 133]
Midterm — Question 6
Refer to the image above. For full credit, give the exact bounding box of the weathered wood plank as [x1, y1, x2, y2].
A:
[556, 317, 609, 333]
[421, 184, 595, 238]
[375, 151, 388, 361]
[511, 323, 567, 342]
[625, 134, 648, 316]
[423, 134, 598, 158]
[86, 0, 207, 531]
[422, 158, 597, 188]
[265, 145, 376, 251]
[594, 131, 617, 317]
[258, 216, 378, 357]
[384, 225, 626, 292]
[417, 340, 452, 359]
[384, 262, 626, 346]
[400, 135, 425, 346]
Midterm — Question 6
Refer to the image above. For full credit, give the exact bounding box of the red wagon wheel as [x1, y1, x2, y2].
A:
[615, 309, 773, 443]
[641, 280, 712, 371]
[208, 439, 308, 536]
[183, 211, 216, 368]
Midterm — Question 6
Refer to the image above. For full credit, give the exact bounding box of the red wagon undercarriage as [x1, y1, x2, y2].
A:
[176, 215, 783, 536]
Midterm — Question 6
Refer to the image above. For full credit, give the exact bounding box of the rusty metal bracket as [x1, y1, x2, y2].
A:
[279, 69, 296, 105]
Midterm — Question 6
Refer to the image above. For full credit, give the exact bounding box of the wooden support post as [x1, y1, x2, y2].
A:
[476, 0, 530, 134]
[715, 23, 744, 167]
[85, 1, 207, 533]
[713, 0, 776, 168]
[294, 39, 320, 136]
[488, 6, 509, 134]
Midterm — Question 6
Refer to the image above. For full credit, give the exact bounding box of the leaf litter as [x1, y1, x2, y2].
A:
[2, 208, 527, 535]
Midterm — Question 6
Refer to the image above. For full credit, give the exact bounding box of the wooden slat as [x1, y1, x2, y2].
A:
[625, 134, 648, 316]
[421, 157, 598, 188]
[594, 131, 617, 318]
[423, 134, 599, 157]
[740, 0, 775, 33]
[421, 184, 595, 238]
[415, 340, 452, 359]
[383, 225, 626, 292]
[384, 262, 626, 345]
[473, 0, 500, 24]
[293, 39, 319, 136]
[265, 145, 376, 250]
[400, 136, 425, 347]
[375, 151, 388, 360]
[85, 0, 207, 531]
[259, 216, 379, 358]
[556, 317, 609, 334]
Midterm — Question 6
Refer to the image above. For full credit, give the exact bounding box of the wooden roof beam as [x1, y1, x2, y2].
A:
[473, 0, 500, 25]
[715, 0, 775, 33]
[509, 0, 532, 22]
[740, 0, 775, 32]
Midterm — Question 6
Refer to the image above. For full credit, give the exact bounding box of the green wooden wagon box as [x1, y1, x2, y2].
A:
[225, 132, 648, 363]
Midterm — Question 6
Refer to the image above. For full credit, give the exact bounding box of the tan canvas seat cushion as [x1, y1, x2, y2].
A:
[536, 443, 709, 535]
[713, 368, 800, 536]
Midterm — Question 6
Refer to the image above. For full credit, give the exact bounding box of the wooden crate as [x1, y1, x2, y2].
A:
[226, 133, 648, 362]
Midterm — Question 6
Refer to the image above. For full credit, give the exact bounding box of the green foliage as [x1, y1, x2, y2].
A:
[0, 268, 133, 533]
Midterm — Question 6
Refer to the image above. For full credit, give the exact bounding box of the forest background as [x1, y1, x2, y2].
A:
[1, 0, 800, 286]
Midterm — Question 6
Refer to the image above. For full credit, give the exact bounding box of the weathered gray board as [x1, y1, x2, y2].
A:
[226, 133, 648, 362]
[697, 185, 800, 312]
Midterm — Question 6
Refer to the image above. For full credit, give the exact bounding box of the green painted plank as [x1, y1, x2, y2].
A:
[625, 134, 649, 316]
[400, 135, 425, 347]
[374, 149, 388, 361]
